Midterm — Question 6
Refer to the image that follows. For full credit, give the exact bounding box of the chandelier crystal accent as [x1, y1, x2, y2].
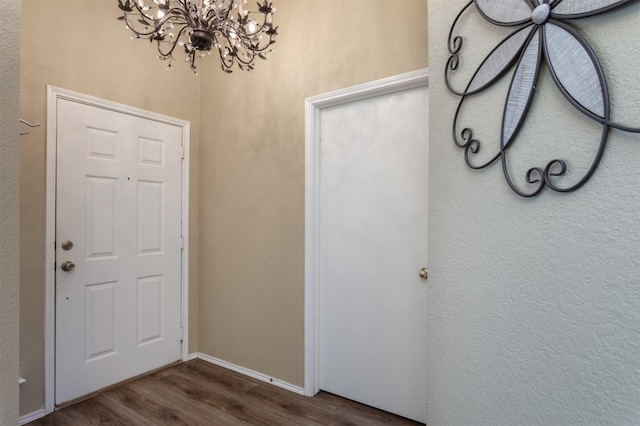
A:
[117, 0, 278, 73]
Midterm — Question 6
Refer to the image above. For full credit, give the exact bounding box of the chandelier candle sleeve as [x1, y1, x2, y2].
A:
[117, 0, 278, 73]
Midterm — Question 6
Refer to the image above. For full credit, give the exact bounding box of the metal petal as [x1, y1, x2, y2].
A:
[466, 25, 535, 94]
[551, 0, 631, 18]
[502, 28, 542, 147]
[544, 22, 606, 119]
[474, 0, 533, 25]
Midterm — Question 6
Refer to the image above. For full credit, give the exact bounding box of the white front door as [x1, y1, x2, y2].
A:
[311, 73, 429, 423]
[54, 98, 184, 404]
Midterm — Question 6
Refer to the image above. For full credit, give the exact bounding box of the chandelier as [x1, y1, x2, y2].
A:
[117, 0, 278, 73]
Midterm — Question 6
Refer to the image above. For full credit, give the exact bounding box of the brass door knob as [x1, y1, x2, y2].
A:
[61, 261, 75, 272]
[419, 267, 428, 280]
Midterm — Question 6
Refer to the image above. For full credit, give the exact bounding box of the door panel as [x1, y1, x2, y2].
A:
[55, 99, 183, 404]
[318, 85, 429, 423]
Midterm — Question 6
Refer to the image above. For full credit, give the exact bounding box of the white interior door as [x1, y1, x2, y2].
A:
[55, 98, 184, 404]
[314, 76, 429, 423]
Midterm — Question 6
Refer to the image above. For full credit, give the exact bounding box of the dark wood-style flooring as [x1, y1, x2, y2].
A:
[29, 359, 423, 425]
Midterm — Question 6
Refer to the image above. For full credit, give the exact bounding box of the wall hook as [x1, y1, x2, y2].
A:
[20, 119, 41, 136]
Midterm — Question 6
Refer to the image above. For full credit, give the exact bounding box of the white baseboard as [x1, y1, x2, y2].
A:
[193, 352, 305, 396]
[19, 409, 46, 425]
[187, 352, 199, 361]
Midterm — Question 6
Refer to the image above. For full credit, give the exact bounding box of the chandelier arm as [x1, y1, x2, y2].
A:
[219, 49, 235, 72]
[238, 41, 272, 62]
[124, 4, 189, 37]
[122, 15, 144, 35]
[122, 9, 152, 36]
[217, 40, 237, 71]
[124, 21, 187, 38]
[167, 12, 190, 25]
[171, 1, 194, 27]
[237, 25, 276, 54]
[240, 6, 277, 41]
[190, 50, 197, 70]
[131, 2, 188, 27]
[221, 1, 233, 20]
[203, 3, 228, 27]
[159, 24, 192, 58]
[236, 29, 274, 51]
[220, 38, 264, 67]
[221, 33, 241, 62]
[130, 1, 153, 20]
[233, 49, 256, 66]
[187, 0, 205, 29]
[201, 1, 230, 28]
[248, 36, 275, 53]
[247, 10, 271, 35]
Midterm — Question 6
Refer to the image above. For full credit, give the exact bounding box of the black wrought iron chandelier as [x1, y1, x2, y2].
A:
[117, 0, 278, 73]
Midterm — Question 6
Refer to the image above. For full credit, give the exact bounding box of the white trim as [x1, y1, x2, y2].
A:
[44, 87, 57, 414]
[180, 109, 191, 363]
[19, 409, 47, 425]
[195, 353, 305, 396]
[306, 68, 430, 109]
[44, 86, 191, 414]
[303, 69, 429, 397]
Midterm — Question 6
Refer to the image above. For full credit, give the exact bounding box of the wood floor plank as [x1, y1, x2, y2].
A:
[123, 371, 252, 424]
[104, 384, 228, 426]
[28, 359, 423, 425]
[183, 362, 305, 423]
[163, 363, 302, 425]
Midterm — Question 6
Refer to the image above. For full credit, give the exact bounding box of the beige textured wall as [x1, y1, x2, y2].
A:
[1, 0, 21, 423]
[18, 0, 427, 415]
[19, 0, 201, 415]
[197, 0, 428, 386]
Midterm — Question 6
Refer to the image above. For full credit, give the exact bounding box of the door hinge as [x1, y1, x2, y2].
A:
[181, 144, 185, 160]
[181, 237, 185, 251]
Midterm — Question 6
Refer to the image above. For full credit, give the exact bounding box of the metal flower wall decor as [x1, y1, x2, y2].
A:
[445, 0, 639, 197]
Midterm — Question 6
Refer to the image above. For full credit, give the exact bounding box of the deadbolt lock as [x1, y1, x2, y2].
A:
[61, 240, 74, 250]
[61, 261, 75, 272]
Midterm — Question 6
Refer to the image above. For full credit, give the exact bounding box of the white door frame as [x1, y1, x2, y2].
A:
[44, 86, 190, 414]
[304, 69, 429, 396]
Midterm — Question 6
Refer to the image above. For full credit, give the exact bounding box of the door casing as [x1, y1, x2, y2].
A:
[304, 68, 429, 396]
[44, 86, 190, 414]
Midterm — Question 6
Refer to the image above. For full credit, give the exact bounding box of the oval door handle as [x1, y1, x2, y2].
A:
[419, 267, 428, 280]
[61, 261, 75, 272]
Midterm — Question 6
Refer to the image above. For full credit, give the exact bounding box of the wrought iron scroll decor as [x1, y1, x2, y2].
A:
[445, 0, 639, 197]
